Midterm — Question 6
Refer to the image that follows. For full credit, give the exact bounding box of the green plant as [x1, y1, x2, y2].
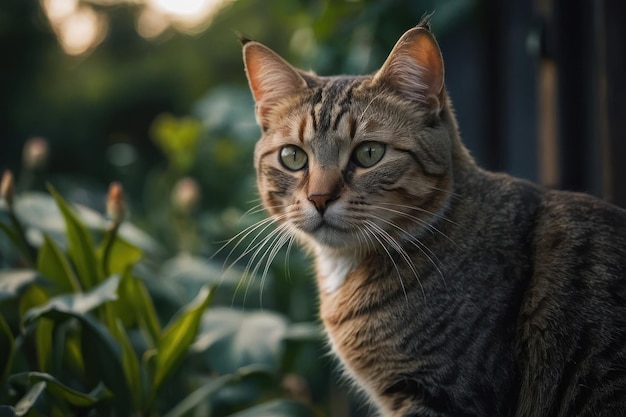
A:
[0, 179, 317, 416]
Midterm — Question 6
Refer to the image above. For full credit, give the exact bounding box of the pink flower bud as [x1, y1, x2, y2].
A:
[171, 177, 201, 214]
[22, 137, 49, 170]
[1, 170, 15, 211]
[106, 182, 126, 224]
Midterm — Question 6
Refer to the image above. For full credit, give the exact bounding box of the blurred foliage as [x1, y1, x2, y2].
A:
[0, 182, 321, 416]
[0, 0, 478, 415]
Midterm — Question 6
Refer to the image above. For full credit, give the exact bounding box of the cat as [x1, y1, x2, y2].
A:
[241, 18, 626, 417]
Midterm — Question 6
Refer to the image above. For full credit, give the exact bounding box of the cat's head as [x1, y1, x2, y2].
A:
[242, 22, 461, 254]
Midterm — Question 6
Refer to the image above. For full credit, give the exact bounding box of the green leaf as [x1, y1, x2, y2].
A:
[162, 374, 236, 417]
[111, 319, 142, 410]
[79, 314, 133, 415]
[227, 399, 314, 417]
[191, 308, 288, 375]
[0, 270, 39, 302]
[96, 233, 143, 277]
[19, 308, 133, 414]
[35, 317, 54, 373]
[0, 314, 15, 384]
[14, 381, 45, 416]
[37, 234, 81, 293]
[0, 222, 22, 255]
[59, 326, 84, 376]
[116, 272, 161, 346]
[47, 184, 101, 289]
[150, 113, 202, 172]
[0, 207, 36, 265]
[152, 286, 213, 392]
[9, 372, 110, 408]
[23, 275, 120, 326]
[12, 192, 109, 248]
[18, 284, 49, 322]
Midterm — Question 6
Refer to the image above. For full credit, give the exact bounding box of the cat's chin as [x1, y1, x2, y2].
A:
[302, 223, 358, 250]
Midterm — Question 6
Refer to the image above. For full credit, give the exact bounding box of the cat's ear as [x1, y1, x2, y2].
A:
[373, 27, 444, 111]
[243, 41, 307, 129]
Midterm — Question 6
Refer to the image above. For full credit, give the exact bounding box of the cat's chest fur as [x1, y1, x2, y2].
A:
[315, 249, 440, 414]
[315, 248, 359, 295]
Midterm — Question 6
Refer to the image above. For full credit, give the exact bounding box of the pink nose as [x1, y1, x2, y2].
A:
[308, 193, 338, 214]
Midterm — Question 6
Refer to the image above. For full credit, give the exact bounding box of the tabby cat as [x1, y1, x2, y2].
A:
[241, 19, 626, 417]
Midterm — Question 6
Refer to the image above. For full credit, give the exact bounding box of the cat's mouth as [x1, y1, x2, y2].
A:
[305, 219, 355, 248]
[311, 218, 347, 233]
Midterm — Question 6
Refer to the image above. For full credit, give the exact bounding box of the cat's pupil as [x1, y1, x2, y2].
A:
[353, 141, 385, 168]
[279, 145, 307, 171]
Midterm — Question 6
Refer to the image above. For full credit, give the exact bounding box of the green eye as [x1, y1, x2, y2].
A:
[353, 141, 386, 168]
[279, 145, 308, 171]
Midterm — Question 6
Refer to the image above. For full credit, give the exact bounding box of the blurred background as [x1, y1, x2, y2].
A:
[0, 0, 625, 415]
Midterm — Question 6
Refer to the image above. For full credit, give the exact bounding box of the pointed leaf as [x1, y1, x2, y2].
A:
[23, 275, 119, 326]
[115, 272, 161, 345]
[60, 327, 84, 376]
[34, 317, 54, 373]
[0, 270, 40, 302]
[152, 286, 213, 392]
[18, 309, 133, 413]
[47, 184, 101, 289]
[9, 372, 110, 408]
[79, 314, 133, 415]
[97, 233, 143, 277]
[0, 314, 15, 384]
[132, 276, 161, 344]
[14, 381, 45, 416]
[18, 284, 49, 322]
[111, 319, 142, 410]
[37, 234, 81, 293]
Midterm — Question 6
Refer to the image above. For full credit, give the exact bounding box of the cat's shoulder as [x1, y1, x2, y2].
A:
[487, 170, 626, 229]
[539, 186, 626, 230]
[528, 183, 626, 263]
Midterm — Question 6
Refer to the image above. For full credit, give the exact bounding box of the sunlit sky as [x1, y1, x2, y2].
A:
[42, 0, 232, 55]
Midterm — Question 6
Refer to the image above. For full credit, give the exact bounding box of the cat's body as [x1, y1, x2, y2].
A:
[242, 20, 626, 416]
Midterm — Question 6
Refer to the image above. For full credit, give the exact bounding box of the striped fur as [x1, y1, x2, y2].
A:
[242, 20, 626, 416]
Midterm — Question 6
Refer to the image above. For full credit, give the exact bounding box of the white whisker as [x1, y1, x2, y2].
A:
[358, 91, 386, 123]
[362, 222, 410, 303]
[235, 221, 290, 306]
[373, 204, 458, 249]
[367, 221, 427, 303]
[369, 213, 446, 288]
[217, 214, 284, 271]
[377, 201, 458, 226]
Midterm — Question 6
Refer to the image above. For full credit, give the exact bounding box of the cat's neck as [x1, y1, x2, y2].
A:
[442, 97, 478, 179]
[314, 246, 362, 296]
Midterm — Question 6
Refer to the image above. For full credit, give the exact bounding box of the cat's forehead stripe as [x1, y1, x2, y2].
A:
[297, 115, 307, 143]
[308, 78, 361, 134]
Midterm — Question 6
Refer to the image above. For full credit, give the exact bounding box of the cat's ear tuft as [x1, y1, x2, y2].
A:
[373, 27, 444, 111]
[243, 42, 307, 129]
[236, 31, 253, 46]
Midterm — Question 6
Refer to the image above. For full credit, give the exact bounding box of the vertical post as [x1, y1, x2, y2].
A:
[552, 0, 597, 193]
[602, 0, 626, 208]
[534, 0, 559, 188]
[483, 0, 507, 172]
